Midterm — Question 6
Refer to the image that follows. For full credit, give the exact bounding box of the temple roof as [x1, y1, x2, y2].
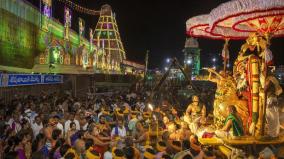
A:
[185, 37, 199, 48]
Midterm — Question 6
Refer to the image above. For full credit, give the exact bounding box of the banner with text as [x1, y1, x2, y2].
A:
[42, 75, 63, 84]
[0, 74, 63, 87]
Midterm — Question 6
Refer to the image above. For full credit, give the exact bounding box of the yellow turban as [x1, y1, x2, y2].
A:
[86, 147, 100, 159]
[112, 147, 125, 159]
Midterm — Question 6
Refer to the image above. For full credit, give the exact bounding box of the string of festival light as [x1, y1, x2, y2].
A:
[56, 0, 101, 15]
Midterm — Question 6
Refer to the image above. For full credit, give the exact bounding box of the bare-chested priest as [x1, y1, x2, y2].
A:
[184, 95, 206, 134]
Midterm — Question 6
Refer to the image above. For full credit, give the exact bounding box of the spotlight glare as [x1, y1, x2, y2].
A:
[187, 59, 192, 64]
[148, 103, 153, 111]
[166, 58, 170, 63]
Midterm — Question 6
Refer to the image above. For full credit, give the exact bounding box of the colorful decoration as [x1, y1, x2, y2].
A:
[49, 46, 63, 64]
[64, 7, 72, 40]
[186, 14, 222, 39]
[64, 7, 72, 28]
[208, 0, 284, 137]
[82, 46, 88, 69]
[209, 0, 284, 37]
[93, 4, 126, 71]
[89, 28, 93, 50]
[243, 16, 284, 34]
[187, 0, 284, 139]
[79, 17, 85, 39]
[186, 14, 248, 40]
[93, 49, 98, 68]
[43, 4, 51, 17]
[41, 0, 52, 31]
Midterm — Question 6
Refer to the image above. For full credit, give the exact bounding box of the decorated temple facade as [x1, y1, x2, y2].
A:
[93, 4, 126, 73]
[0, 0, 130, 75]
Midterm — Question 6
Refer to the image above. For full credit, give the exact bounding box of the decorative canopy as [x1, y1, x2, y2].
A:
[209, 0, 284, 37]
[186, 14, 222, 39]
[186, 14, 248, 40]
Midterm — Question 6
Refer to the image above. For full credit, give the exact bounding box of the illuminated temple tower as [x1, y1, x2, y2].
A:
[93, 4, 126, 71]
[183, 37, 200, 76]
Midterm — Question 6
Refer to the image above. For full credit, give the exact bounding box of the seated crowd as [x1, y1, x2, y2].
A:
[0, 89, 275, 159]
[0, 89, 219, 159]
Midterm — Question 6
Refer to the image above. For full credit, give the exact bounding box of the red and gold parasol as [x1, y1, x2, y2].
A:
[186, 14, 222, 40]
[186, 14, 248, 40]
[209, 0, 284, 38]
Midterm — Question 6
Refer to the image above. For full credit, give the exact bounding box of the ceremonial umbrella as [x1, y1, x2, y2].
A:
[186, 14, 222, 40]
[209, 0, 284, 38]
[186, 14, 248, 40]
[186, 14, 243, 75]
[208, 0, 284, 136]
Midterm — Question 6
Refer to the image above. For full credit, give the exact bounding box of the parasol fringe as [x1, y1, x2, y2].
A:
[209, 0, 284, 37]
[209, 0, 284, 27]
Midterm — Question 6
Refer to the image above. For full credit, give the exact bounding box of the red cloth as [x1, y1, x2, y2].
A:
[93, 145, 106, 159]
[202, 132, 214, 138]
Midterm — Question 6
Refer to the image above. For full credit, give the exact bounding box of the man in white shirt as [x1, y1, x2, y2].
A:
[103, 151, 112, 159]
[53, 115, 64, 135]
[31, 115, 43, 138]
[64, 113, 80, 133]
[111, 120, 126, 139]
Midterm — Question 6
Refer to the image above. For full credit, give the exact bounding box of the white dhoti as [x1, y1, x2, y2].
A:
[183, 115, 201, 134]
[215, 130, 234, 138]
[215, 130, 229, 138]
[189, 117, 201, 134]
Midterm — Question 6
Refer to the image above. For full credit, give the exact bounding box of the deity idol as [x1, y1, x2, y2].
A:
[233, 33, 261, 135]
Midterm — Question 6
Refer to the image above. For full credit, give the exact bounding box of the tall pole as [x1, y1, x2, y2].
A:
[223, 59, 227, 77]
[145, 50, 149, 78]
[261, 34, 270, 136]
[222, 39, 229, 77]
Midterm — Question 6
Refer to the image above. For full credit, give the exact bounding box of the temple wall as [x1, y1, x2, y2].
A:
[0, 8, 39, 68]
[0, 0, 91, 69]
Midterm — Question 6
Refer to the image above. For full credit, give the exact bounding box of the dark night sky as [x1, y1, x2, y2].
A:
[27, 0, 284, 69]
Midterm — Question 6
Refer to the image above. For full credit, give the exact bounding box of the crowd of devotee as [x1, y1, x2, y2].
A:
[0, 86, 282, 159]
